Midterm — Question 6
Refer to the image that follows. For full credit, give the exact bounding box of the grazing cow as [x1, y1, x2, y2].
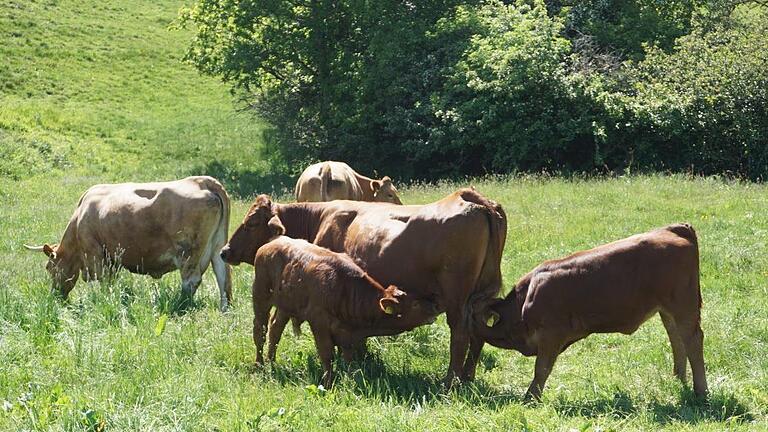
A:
[25, 176, 232, 310]
[472, 224, 708, 400]
[251, 229, 437, 387]
[220, 188, 507, 384]
[295, 161, 402, 204]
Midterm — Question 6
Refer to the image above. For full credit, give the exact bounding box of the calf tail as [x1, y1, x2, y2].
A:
[669, 223, 703, 318]
[291, 317, 303, 336]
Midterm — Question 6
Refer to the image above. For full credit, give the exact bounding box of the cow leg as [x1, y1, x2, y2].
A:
[267, 308, 291, 362]
[309, 323, 335, 388]
[444, 308, 471, 387]
[211, 254, 232, 312]
[525, 337, 562, 401]
[659, 310, 688, 382]
[678, 318, 708, 397]
[461, 336, 485, 382]
[252, 300, 271, 365]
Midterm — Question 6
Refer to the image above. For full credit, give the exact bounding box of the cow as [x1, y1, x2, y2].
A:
[472, 224, 708, 400]
[295, 161, 402, 204]
[25, 176, 233, 311]
[220, 188, 507, 384]
[251, 224, 437, 387]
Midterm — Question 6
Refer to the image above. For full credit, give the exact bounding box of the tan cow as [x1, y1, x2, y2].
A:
[220, 188, 507, 384]
[251, 230, 437, 387]
[25, 176, 232, 310]
[473, 224, 708, 400]
[295, 161, 402, 204]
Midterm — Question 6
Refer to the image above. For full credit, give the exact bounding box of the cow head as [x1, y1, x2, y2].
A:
[220, 195, 284, 266]
[371, 176, 402, 204]
[379, 285, 439, 329]
[472, 297, 535, 356]
[24, 243, 80, 297]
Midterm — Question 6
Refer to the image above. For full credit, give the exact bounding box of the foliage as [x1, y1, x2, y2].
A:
[597, 7, 768, 178]
[181, 0, 768, 180]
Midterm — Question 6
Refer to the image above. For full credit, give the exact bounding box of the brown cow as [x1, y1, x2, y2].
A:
[220, 188, 507, 384]
[25, 176, 233, 310]
[252, 231, 437, 387]
[295, 161, 402, 204]
[473, 224, 708, 400]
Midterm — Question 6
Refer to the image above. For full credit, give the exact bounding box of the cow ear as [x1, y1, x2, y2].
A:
[381, 176, 392, 184]
[485, 310, 501, 327]
[267, 215, 285, 238]
[379, 297, 400, 315]
[371, 180, 382, 192]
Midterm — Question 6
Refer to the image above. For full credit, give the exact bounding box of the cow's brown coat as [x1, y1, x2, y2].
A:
[473, 224, 708, 399]
[221, 188, 507, 383]
[252, 235, 436, 387]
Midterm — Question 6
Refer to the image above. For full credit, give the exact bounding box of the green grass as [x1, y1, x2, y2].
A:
[1, 0, 767, 430]
[2, 175, 767, 430]
[0, 0, 276, 192]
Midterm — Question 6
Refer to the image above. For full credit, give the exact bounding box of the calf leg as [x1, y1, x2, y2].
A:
[309, 323, 335, 388]
[267, 308, 291, 362]
[461, 336, 484, 382]
[525, 337, 563, 401]
[678, 318, 708, 396]
[252, 299, 271, 365]
[659, 310, 688, 382]
[211, 254, 232, 311]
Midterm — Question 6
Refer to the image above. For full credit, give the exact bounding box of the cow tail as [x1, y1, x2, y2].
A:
[320, 162, 332, 202]
[669, 223, 703, 321]
[205, 177, 232, 301]
[465, 192, 508, 328]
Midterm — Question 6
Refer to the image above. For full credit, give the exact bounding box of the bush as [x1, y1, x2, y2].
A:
[598, 8, 768, 178]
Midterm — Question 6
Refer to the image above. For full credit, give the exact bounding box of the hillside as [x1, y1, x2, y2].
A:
[0, 0, 268, 191]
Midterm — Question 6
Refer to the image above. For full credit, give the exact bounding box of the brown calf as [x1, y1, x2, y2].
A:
[252, 235, 436, 387]
[474, 224, 708, 400]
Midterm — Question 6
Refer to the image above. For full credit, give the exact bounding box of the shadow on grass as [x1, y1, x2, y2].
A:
[552, 387, 753, 425]
[152, 288, 204, 317]
[189, 160, 293, 199]
[253, 347, 523, 408]
[650, 389, 754, 425]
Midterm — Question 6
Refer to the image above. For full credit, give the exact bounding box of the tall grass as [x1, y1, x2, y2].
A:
[1, 174, 766, 430]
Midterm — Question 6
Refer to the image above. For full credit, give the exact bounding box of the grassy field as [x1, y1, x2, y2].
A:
[2, 175, 768, 431]
[1, 0, 768, 431]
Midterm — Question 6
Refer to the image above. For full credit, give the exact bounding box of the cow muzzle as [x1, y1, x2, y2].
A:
[220, 246, 231, 262]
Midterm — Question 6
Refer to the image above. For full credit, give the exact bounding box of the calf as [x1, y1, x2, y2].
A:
[473, 224, 707, 400]
[252, 235, 436, 387]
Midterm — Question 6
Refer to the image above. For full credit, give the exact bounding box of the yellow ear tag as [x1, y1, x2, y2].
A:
[486, 313, 499, 327]
[384, 305, 395, 315]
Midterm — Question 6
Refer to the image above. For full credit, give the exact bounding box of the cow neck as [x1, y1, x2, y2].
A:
[56, 215, 80, 263]
[353, 172, 376, 201]
[275, 202, 326, 242]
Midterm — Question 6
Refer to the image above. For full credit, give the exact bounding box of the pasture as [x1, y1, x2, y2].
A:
[2, 174, 767, 430]
[1, 0, 767, 430]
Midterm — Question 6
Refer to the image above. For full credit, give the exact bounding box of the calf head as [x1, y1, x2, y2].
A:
[473, 296, 536, 356]
[380, 285, 439, 329]
[24, 243, 80, 297]
[371, 176, 402, 204]
[220, 194, 285, 265]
